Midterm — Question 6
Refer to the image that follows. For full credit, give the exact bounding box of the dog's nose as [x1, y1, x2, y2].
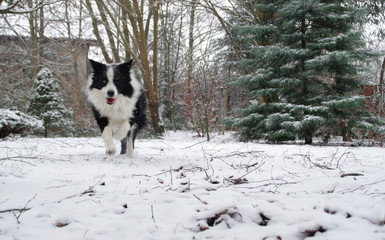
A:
[107, 90, 115, 97]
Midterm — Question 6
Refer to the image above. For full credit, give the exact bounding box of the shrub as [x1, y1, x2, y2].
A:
[0, 109, 44, 138]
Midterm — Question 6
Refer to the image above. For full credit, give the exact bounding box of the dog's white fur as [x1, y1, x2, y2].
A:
[86, 64, 143, 157]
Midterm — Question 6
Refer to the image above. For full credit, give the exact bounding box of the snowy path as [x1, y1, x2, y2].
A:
[1, 132, 385, 239]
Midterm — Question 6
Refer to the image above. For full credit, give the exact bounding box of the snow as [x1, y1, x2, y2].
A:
[301, 115, 325, 125]
[0, 109, 43, 131]
[1, 131, 385, 240]
[322, 96, 364, 108]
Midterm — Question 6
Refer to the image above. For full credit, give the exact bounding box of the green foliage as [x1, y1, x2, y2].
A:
[27, 68, 75, 137]
[228, 0, 383, 143]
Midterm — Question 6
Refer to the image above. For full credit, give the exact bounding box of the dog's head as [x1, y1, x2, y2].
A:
[88, 59, 135, 105]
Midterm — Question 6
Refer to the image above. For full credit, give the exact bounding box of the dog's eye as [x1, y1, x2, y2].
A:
[102, 79, 107, 84]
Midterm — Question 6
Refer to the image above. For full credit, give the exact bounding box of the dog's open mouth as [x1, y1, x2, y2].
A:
[106, 98, 115, 105]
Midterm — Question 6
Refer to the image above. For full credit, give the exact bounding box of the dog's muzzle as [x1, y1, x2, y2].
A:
[106, 90, 115, 105]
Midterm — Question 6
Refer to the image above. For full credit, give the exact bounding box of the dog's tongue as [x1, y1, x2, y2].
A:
[106, 98, 115, 105]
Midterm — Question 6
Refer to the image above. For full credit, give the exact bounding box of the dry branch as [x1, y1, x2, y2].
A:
[151, 204, 157, 228]
[224, 161, 265, 185]
[0, 156, 37, 166]
[0, 0, 60, 14]
[340, 173, 364, 178]
[193, 193, 208, 205]
[1, 193, 37, 224]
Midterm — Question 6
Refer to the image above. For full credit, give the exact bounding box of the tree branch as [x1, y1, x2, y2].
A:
[0, 0, 59, 14]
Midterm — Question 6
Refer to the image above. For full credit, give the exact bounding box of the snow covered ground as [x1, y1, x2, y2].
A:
[1, 131, 385, 240]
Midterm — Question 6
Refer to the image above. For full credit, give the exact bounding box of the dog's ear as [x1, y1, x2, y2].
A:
[117, 59, 134, 72]
[89, 59, 105, 72]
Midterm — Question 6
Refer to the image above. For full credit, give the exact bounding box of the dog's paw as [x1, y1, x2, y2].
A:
[106, 146, 116, 155]
[127, 151, 134, 158]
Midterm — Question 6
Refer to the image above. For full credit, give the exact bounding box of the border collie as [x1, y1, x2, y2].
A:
[86, 59, 146, 157]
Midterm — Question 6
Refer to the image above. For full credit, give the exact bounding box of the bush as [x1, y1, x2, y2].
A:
[0, 109, 44, 138]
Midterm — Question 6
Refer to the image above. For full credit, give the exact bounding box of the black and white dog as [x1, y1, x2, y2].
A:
[86, 59, 146, 157]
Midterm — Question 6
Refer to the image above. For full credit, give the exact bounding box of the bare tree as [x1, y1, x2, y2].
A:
[84, 0, 112, 63]
[158, 1, 187, 131]
[95, 0, 120, 62]
[184, 0, 199, 135]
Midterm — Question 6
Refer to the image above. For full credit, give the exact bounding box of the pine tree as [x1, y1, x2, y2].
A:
[229, 0, 383, 143]
[28, 68, 75, 137]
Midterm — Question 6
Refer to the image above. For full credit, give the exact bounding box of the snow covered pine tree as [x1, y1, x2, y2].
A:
[229, 0, 384, 143]
[28, 68, 75, 137]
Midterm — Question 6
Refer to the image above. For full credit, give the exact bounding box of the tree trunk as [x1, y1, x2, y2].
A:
[304, 133, 313, 144]
[126, 0, 162, 133]
[120, 0, 131, 61]
[152, 0, 159, 103]
[95, 0, 120, 63]
[187, 0, 196, 96]
[38, 4, 44, 61]
[222, 89, 227, 135]
[379, 56, 385, 117]
[341, 121, 352, 142]
[84, 0, 112, 63]
[28, 0, 39, 77]
[186, 0, 198, 135]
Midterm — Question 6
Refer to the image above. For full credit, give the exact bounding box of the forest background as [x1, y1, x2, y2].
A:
[1, 0, 385, 144]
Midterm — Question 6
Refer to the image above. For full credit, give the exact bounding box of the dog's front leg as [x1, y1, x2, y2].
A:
[113, 120, 130, 141]
[102, 126, 116, 155]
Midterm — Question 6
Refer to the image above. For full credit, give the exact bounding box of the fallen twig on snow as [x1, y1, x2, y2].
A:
[335, 149, 354, 172]
[232, 178, 298, 193]
[0, 156, 37, 166]
[151, 204, 157, 228]
[193, 194, 208, 205]
[182, 140, 208, 149]
[296, 151, 334, 170]
[208, 150, 268, 170]
[340, 173, 364, 178]
[224, 161, 265, 185]
[339, 178, 385, 194]
[2, 193, 37, 224]
[0, 208, 31, 214]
